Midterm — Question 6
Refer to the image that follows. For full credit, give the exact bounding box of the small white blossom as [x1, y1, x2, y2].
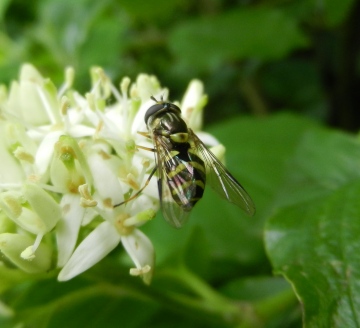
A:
[0, 64, 214, 284]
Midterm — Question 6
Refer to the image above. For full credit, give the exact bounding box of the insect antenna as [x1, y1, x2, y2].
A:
[150, 95, 165, 103]
[150, 95, 158, 103]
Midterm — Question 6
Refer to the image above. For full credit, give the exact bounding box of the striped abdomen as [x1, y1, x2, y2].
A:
[165, 146, 206, 211]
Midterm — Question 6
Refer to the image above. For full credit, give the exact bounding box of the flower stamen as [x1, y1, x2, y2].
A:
[114, 213, 134, 235]
[129, 264, 151, 277]
[79, 184, 97, 207]
[125, 173, 140, 190]
[13, 147, 35, 164]
[20, 232, 44, 260]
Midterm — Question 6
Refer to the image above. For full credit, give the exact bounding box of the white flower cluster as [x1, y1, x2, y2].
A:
[0, 64, 209, 284]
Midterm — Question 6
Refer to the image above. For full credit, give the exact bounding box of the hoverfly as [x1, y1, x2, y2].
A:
[115, 97, 255, 228]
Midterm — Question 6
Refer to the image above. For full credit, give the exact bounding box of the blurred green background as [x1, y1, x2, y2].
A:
[1, 0, 358, 130]
[1, 0, 360, 327]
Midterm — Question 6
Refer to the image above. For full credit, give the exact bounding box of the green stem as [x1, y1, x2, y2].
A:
[154, 266, 298, 326]
[239, 78, 269, 116]
[153, 266, 261, 326]
[254, 287, 298, 321]
[16, 282, 153, 326]
[17, 273, 298, 327]
[165, 265, 229, 303]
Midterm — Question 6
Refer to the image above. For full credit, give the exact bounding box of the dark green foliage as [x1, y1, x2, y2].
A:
[1, 0, 358, 128]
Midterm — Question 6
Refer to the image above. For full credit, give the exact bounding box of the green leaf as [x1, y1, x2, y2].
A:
[193, 114, 318, 265]
[275, 129, 360, 207]
[261, 59, 326, 119]
[10, 278, 158, 328]
[119, 0, 183, 21]
[265, 128, 360, 327]
[48, 296, 157, 328]
[220, 276, 300, 326]
[169, 8, 309, 70]
[182, 226, 211, 277]
[78, 19, 126, 71]
[0, 265, 29, 293]
[221, 276, 291, 301]
[0, 0, 10, 21]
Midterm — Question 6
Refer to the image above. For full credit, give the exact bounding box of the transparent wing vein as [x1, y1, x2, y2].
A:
[153, 136, 191, 228]
[189, 129, 255, 216]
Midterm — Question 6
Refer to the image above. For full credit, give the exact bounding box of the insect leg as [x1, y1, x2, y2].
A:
[137, 131, 151, 139]
[137, 145, 156, 152]
[136, 131, 154, 152]
[113, 166, 157, 208]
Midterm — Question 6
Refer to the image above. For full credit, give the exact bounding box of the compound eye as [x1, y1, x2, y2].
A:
[144, 104, 164, 123]
[168, 103, 181, 113]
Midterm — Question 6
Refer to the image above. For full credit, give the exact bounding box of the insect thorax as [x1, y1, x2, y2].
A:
[148, 111, 189, 142]
[145, 103, 209, 213]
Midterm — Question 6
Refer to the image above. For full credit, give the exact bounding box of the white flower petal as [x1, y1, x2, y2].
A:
[135, 74, 161, 101]
[0, 122, 24, 185]
[87, 153, 124, 205]
[20, 63, 45, 84]
[131, 99, 153, 135]
[23, 182, 62, 232]
[0, 191, 46, 234]
[67, 124, 96, 138]
[195, 131, 220, 147]
[122, 229, 154, 284]
[35, 130, 63, 175]
[181, 79, 203, 117]
[56, 194, 85, 267]
[209, 144, 226, 163]
[5, 122, 37, 155]
[138, 174, 159, 201]
[99, 109, 124, 136]
[81, 207, 98, 226]
[181, 79, 207, 130]
[58, 221, 121, 281]
[19, 82, 50, 125]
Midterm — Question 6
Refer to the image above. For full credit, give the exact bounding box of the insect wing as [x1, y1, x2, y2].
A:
[153, 136, 191, 228]
[188, 129, 255, 216]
